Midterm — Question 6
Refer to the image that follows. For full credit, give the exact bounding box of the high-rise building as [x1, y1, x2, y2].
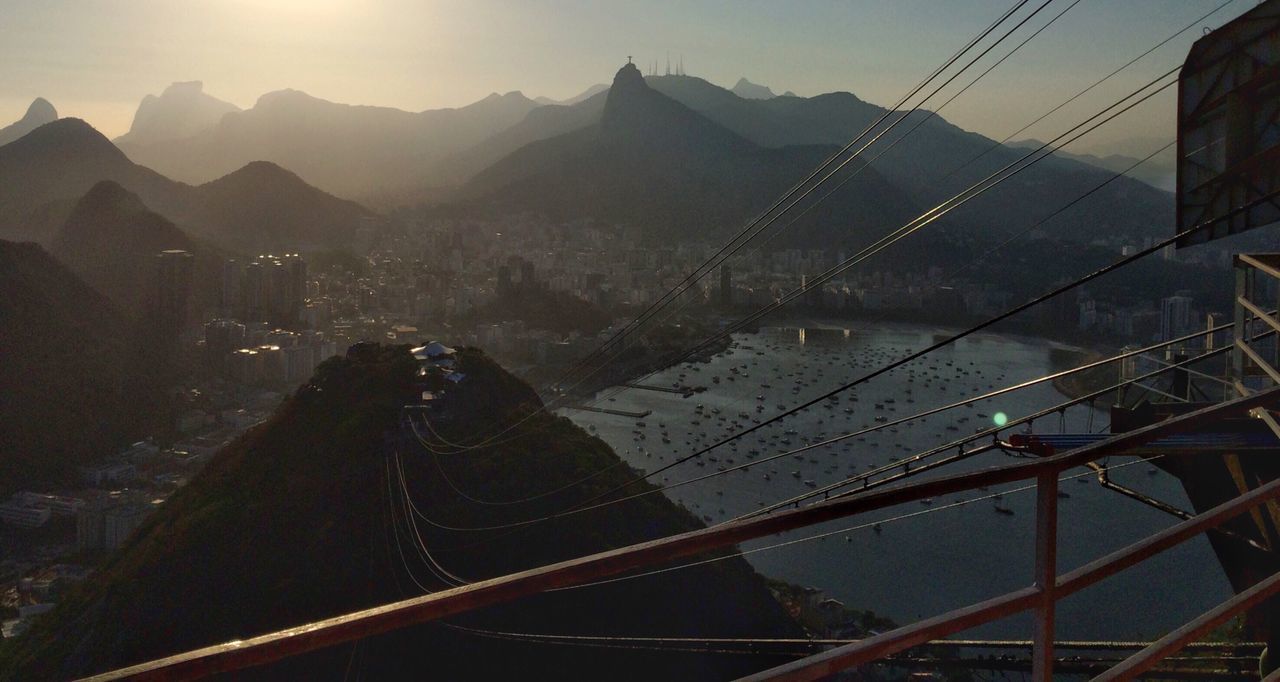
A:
[719, 265, 732, 307]
[1161, 295, 1194, 342]
[243, 261, 265, 321]
[220, 259, 242, 316]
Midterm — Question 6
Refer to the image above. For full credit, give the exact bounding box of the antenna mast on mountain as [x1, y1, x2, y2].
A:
[665, 51, 671, 76]
[679, 55, 684, 76]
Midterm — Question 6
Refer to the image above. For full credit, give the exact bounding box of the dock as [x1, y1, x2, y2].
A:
[622, 382, 701, 396]
[565, 405, 652, 418]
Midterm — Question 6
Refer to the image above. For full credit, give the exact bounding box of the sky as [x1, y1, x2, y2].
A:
[0, 0, 1254, 153]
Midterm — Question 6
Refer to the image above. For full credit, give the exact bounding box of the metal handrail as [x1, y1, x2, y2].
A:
[79, 387, 1280, 682]
[739, 477, 1280, 682]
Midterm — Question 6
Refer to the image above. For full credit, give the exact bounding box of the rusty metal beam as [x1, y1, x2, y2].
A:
[735, 588, 1043, 682]
[1032, 472, 1059, 682]
[1090, 570, 1280, 681]
[738, 476, 1280, 682]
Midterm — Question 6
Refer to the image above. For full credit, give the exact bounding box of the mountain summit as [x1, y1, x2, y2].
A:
[50, 181, 198, 315]
[731, 77, 776, 100]
[115, 81, 240, 147]
[0, 97, 58, 147]
[600, 62, 750, 151]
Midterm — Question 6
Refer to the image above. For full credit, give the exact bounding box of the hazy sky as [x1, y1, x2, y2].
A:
[0, 0, 1253, 153]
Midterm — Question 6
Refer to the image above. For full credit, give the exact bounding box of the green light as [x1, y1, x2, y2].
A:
[993, 412, 1008, 427]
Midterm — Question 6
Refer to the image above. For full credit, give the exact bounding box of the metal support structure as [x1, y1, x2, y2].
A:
[1091, 570, 1280, 681]
[1032, 471, 1058, 682]
[1234, 260, 1249, 382]
[1234, 255, 1280, 393]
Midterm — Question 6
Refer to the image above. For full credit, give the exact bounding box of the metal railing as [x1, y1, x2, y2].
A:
[1233, 254, 1280, 442]
[79, 387, 1280, 681]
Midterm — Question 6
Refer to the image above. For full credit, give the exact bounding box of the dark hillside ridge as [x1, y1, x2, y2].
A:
[49, 181, 211, 316]
[0, 344, 799, 680]
[0, 241, 163, 495]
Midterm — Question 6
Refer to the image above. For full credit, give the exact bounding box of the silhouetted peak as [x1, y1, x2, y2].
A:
[253, 89, 325, 110]
[24, 97, 57, 123]
[55, 179, 186, 261]
[75, 180, 148, 215]
[601, 62, 659, 130]
[731, 78, 776, 100]
[162, 81, 206, 97]
[482, 91, 528, 102]
[222, 160, 298, 182]
[612, 62, 646, 91]
[11, 118, 124, 159]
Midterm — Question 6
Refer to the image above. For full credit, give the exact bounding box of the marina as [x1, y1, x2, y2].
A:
[563, 323, 1232, 640]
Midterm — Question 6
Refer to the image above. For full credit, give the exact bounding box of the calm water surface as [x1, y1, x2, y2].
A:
[562, 322, 1230, 639]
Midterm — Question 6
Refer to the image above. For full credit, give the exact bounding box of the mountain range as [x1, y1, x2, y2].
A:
[444, 69, 1174, 250]
[115, 87, 542, 201]
[0, 65, 1177, 277]
[1009, 137, 1177, 192]
[454, 63, 920, 249]
[0, 117, 370, 253]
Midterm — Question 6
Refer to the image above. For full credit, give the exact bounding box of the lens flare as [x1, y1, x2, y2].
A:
[993, 411, 1008, 427]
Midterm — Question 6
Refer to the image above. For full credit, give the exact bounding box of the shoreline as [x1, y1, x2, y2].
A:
[524, 313, 1119, 409]
[766, 314, 1118, 403]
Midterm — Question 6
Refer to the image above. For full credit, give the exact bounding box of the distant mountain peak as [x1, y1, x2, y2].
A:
[16, 118, 126, 160]
[116, 81, 240, 147]
[162, 80, 207, 96]
[0, 97, 59, 147]
[483, 91, 529, 102]
[76, 179, 149, 214]
[51, 180, 195, 315]
[534, 83, 609, 106]
[222, 159, 301, 181]
[25, 97, 57, 122]
[731, 77, 776, 100]
[601, 62, 681, 132]
[612, 62, 647, 91]
[253, 88, 322, 110]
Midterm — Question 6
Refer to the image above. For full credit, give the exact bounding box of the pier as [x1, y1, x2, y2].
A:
[564, 405, 652, 418]
[622, 382, 701, 396]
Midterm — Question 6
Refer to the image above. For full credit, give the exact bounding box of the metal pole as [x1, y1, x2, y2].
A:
[1233, 257, 1248, 383]
[1033, 471, 1059, 682]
